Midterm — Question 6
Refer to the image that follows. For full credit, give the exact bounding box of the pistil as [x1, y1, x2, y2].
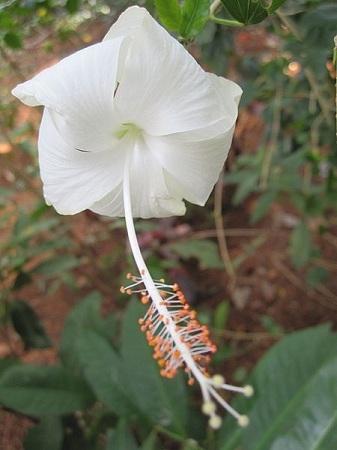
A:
[122, 147, 253, 429]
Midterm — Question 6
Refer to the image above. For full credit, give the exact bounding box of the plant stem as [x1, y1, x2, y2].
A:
[214, 169, 236, 289]
[209, 0, 244, 27]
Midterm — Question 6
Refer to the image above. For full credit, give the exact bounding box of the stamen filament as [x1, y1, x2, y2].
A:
[122, 147, 252, 428]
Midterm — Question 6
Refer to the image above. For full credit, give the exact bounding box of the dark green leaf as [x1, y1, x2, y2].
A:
[155, 0, 182, 31]
[75, 329, 145, 423]
[168, 239, 223, 269]
[0, 358, 21, 377]
[179, 0, 209, 39]
[221, 0, 268, 25]
[289, 221, 311, 268]
[4, 31, 22, 49]
[105, 420, 140, 450]
[66, 0, 80, 14]
[24, 417, 64, 450]
[0, 364, 93, 416]
[10, 300, 51, 349]
[301, 5, 337, 49]
[218, 325, 337, 450]
[121, 300, 188, 435]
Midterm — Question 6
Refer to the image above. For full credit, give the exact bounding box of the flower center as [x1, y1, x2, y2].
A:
[114, 122, 142, 140]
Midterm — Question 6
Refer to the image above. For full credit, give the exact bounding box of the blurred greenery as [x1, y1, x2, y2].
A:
[0, 0, 336, 449]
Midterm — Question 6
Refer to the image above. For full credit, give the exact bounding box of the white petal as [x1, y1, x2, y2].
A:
[12, 37, 130, 152]
[112, 8, 227, 136]
[38, 109, 126, 214]
[143, 74, 241, 206]
[145, 129, 234, 206]
[103, 6, 148, 41]
[91, 135, 186, 219]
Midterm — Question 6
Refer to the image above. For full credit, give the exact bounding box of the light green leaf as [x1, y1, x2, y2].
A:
[268, 0, 287, 14]
[0, 364, 93, 416]
[250, 190, 277, 224]
[121, 300, 188, 436]
[217, 324, 337, 450]
[179, 0, 209, 39]
[24, 417, 64, 450]
[75, 329, 145, 423]
[289, 222, 311, 268]
[32, 255, 79, 276]
[155, 0, 182, 31]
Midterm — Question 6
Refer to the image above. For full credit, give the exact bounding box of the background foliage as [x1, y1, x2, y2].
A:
[0, 0, 336, 449]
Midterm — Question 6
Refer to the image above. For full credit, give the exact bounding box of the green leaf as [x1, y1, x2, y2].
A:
[213, 301, 230, 331]
[121, 300, 188, 436]
[59, 291, 114, 371]
[217, 325, 337, 450]
[268, 0, 287, 14]
[250, 190, 277, 224]
[306, 266, 328, 287]
[179, 0, 209, 39]
[232, 172, 259, 205]
[221, 0, 268, 26]
[24, 417, 64, 450]
[4, 31, 22, 49]
[168, 239, 223, 269]
[0, 358, 21, 377]
[32, 255, 79, 276]
[0, 364, 93, 416]
[155, 0, 182, 31]
[10, 300, 51, 349]
[289, 221, 311, 268]
[105, 420, 140, 450]
[75, 329, 145, 423]
[66, 0, 80, 14]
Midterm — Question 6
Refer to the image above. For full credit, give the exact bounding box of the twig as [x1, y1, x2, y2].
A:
[260, 81, 283, 189]
[272, 254, 337, 310]
[214, 169, 236, 289]
[191, 228, 284, 239]
[213, 328, 283, 341]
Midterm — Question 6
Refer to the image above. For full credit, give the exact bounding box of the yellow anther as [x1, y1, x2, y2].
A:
[243, 385, 254, 397]
[212, 374, 225, 387]
[209, 415, 222, 430]
[238, 415, 249, 427]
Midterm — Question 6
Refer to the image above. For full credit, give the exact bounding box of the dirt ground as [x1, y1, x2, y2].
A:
[1, 15, 337, 450]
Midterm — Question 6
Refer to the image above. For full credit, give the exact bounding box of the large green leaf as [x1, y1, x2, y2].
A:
[59, 291, 115, 371]
[217, 324, 337, 450]
[105, 420, 140, 450]
[0, 364, 93, 416]
[75, 329, 145, 423]
[121, 300, 188, 436]
[155, 0, 182, 31]
[179, 0, 209, 39]
[24, 417, 64, 450]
